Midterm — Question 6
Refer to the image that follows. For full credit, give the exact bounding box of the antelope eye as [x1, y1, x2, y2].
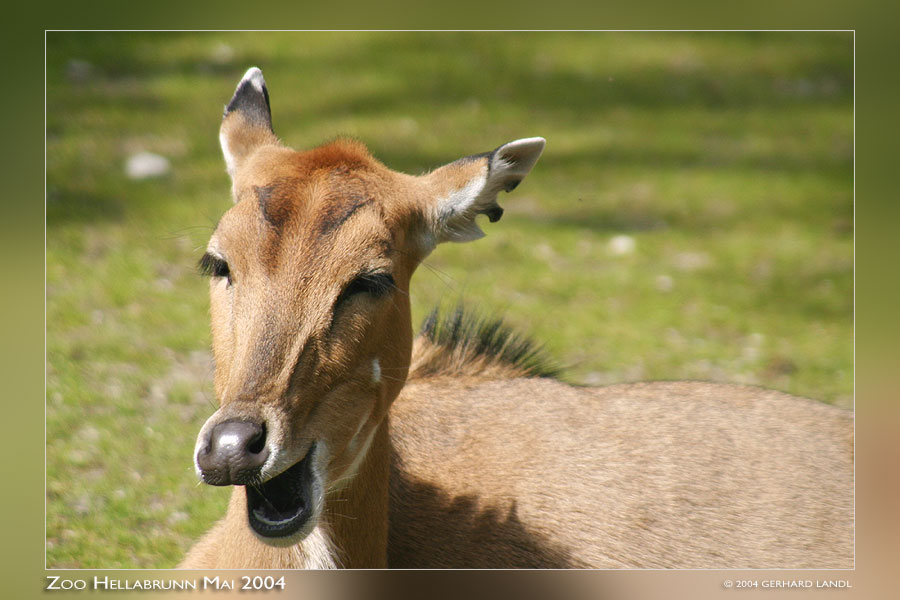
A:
[198, 252, 231, 282]
[337, 272, 395, 304]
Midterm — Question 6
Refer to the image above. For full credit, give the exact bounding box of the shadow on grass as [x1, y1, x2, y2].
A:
[46, 31, 852, 226]
[47, 188, 126, 224]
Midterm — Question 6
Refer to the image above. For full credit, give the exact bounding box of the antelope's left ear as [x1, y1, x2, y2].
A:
[423, 137, 545, 245]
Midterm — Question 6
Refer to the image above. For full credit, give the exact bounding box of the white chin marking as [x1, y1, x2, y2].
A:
[372, 358, 381, 384]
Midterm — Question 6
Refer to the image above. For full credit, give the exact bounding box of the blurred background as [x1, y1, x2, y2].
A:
[46, 31, 853, 568]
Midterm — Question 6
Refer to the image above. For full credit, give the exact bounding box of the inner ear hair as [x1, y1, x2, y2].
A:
[480, 137, 547, 219]
[429, 137, 545, 244]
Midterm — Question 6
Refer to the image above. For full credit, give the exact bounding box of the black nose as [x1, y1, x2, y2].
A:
[197, 420, 269, 485]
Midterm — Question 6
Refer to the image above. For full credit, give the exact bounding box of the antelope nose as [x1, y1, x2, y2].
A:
[197, 420, 269, 485]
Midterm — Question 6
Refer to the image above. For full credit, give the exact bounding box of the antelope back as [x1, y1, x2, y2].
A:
[388, 376, 853, 568]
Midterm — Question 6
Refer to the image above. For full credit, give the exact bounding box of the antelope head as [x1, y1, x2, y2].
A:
[193, 67, 544, 544]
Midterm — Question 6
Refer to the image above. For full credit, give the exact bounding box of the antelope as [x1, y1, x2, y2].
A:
[179, 68, 853, 569]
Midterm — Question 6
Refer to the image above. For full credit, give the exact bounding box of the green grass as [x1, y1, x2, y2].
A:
[46, 32, 853, 568]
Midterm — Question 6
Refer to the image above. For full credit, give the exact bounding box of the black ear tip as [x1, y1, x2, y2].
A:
[486, 206, 504, 223]
[224, 67, 272, 127]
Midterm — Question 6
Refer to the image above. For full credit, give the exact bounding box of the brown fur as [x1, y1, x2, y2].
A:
[180, 70, 852, 570]
[388, 378, 852, 568]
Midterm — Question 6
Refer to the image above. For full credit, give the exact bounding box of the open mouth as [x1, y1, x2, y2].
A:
[246, 443, 317, 539]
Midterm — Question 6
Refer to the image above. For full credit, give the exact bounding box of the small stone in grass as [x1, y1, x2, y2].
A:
[608, 235, 636, 255]
[125, 152, 171, 179]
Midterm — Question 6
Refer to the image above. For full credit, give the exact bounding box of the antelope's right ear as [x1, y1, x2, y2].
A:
[219, 67, 279, 188]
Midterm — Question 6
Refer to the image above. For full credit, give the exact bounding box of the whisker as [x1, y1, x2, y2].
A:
[248, 480, 281, 514]
[387, 281, 410, 298]
[325, 510, 357, 521]
[419, 261, 460, 293]
[377, 374, 406, 383]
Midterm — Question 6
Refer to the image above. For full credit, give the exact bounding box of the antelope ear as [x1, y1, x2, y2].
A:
[424, 137, 545, 245]
[219, 67, 279, 189]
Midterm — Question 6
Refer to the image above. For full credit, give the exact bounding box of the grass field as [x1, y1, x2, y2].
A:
[46, 32, 853, 568]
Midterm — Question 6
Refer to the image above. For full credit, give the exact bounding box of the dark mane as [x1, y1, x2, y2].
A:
[408, 306, 560, 381]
